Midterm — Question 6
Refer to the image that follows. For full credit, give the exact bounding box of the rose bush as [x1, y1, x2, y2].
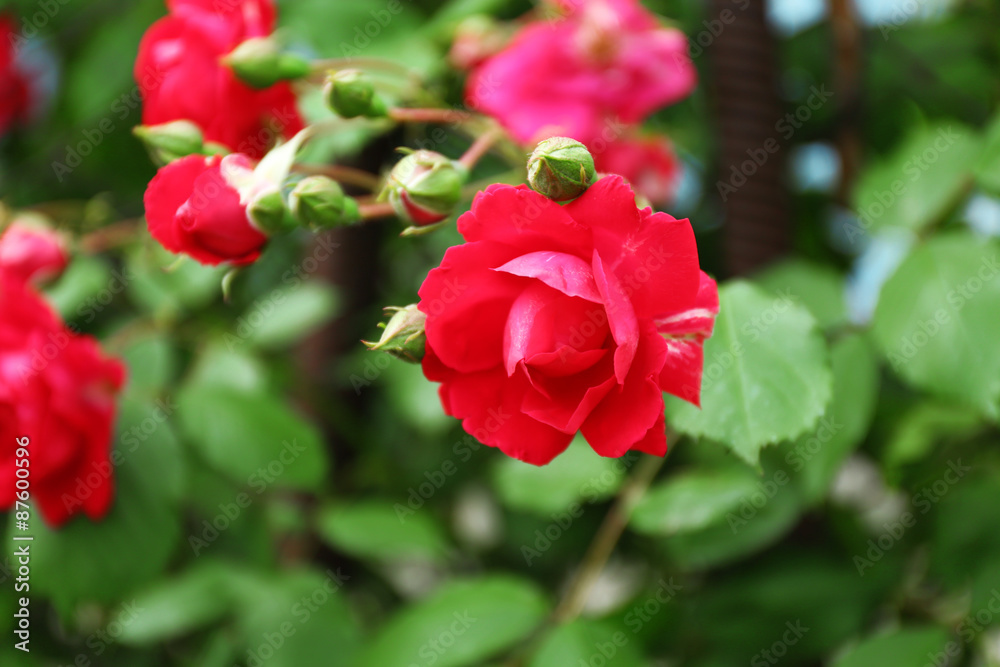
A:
[419, 176, 717, 465]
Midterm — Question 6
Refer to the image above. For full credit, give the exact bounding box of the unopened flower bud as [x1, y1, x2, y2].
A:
[363, 304, 426, 363]
[225, 37, 311, 89]
[323, 70, 387, 119]
[384, 150, 466, 226]
[289, 176, 360, 229]
[133, 120, 204, 165]
[527, 137, 596, 201]
[247, 188, 293, 234]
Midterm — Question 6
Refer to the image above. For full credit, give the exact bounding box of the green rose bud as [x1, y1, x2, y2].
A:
[527, 136, 596, 201]
[363, 304, 427, 363]
[384, 150, 467, 227]
[289, 176, 360, 229]
[323, 70, 388, 119]
[224, 37, 311, 89]
[247, 188, 293, 235]
[133, 120, 204, 165]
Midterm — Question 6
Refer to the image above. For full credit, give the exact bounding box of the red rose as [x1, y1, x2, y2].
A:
[0, 15, 33, 135]
[595, 136, 682, 207]
[135, 0, 303, 158]
[418, 176, 717, 465]
[144, 153, 269, 266]
[0, 276, 126, 527]
[0, 220, 69, 285]
[466, 0, 696, 145]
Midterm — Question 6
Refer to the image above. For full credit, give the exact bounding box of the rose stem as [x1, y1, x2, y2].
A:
[291, 163, 381, 191]
[551, 449, 670, 624]
[386, 107, 475, 124]
[357, 201, 396, 220]
[458, 128, 503, 171]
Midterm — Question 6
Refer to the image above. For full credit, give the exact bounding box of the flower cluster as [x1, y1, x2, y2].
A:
[464, 0, 695, 205]
[0, 220, 126, 527]
[135, 0, 303, 158]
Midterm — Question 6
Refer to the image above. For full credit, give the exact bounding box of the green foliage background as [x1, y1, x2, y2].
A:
[2, 0, 1000, 665]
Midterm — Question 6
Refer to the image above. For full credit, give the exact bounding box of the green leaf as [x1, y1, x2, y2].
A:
[872, 232, 1000, 419]
[832, 628, 954, 667]
[755, 260, 847, 330]
[187, 343, 270, 394]
[528, 619, 647, 667]
[126, 244, 225, 318]
[117, 562, 235, 645]
[930, 473, 1000, 589]
[230, 569, 362, 667]
[883, 401, 983, 472]
[631, 467, 767, 536]
[852, 123, 978, 235]
[795, 334, 880, 503]
[242, 283, 339, 349]
[43, 255, 113, 321]
[318, 501, 450, 562]
[665, 280, 833, 467]
[362, 577, 549, 667]
[493, 436, 625, 516]
[121, 334, 178, 393]
[177, 384, 328, 491]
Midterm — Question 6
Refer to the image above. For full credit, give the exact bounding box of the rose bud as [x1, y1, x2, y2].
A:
[289, 176, 360, 229]
[384, 150, 467, 226]
[143, 153, 274, 266]
[528, 137, 596, 201]
[133, 120, 205, 165]
[323, 69, 387, 119]
[247, 187, 295, 234]
[363, 304, 427, 363]
[224, 36, 311, 89]
[0, 215, 69, 285]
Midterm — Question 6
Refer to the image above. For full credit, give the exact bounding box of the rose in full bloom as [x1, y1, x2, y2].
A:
[135, 0, 303, 158]
[0, 14, 33, 135]
[418, 176, 717, 465]
[594, 136, 681, 207]
[466, 0, 696, 145]
[0, 275, 126, 527]
[0, 219, 69, 285]
[144, 153, 271, 266]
